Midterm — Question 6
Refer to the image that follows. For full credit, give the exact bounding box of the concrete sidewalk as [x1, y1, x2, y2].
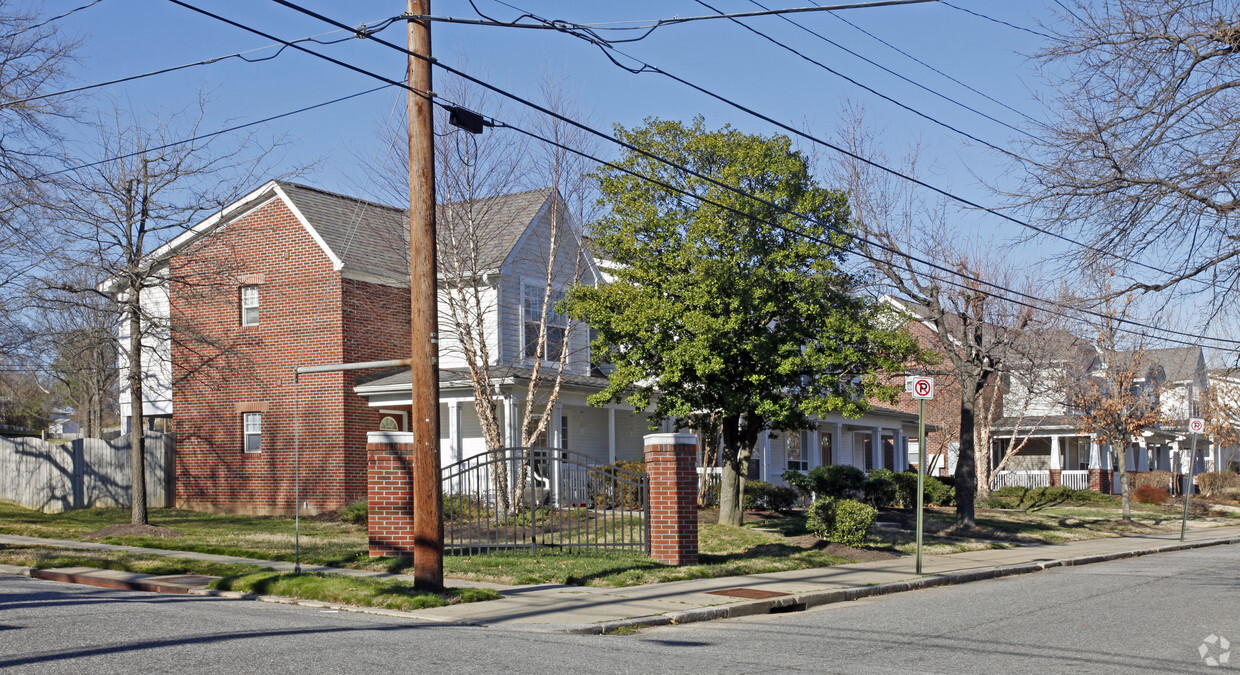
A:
[3, 524, 1239, 634]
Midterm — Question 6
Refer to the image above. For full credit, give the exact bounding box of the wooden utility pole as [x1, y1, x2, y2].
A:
[408, 0, 443, 591]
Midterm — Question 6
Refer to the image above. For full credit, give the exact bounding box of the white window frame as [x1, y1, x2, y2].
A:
[243, 412, 262, 453]
[787, 431, 808, 472]
[240, 285, 259, 326]
[521, 281, 566, 363]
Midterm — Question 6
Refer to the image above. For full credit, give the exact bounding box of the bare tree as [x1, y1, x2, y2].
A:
[1071, 291, 1164, 521]
[39, 273, 118, 438]
[1022, 0, 1240, 304]
[0, 3, 79, 363]
[370, 72, 597, 513]
[833, 105, 1036, 527]
[1200, 375, 1240, 472]
[48, 103, 281, 526]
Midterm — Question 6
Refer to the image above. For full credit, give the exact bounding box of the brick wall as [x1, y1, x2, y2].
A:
[170, 194, 411, 515]
[644, 433, 698, 566]
[367, 431, 417, 557]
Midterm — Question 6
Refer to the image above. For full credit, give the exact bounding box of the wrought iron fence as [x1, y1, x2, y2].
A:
[440, 447, 648, 555]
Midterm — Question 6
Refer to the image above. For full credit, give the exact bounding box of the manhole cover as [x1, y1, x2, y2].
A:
[706, 588, 790, 600]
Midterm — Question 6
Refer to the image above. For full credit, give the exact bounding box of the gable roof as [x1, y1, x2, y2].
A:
[1112, 346, 1204, 384]
[111, 180, 559, 291]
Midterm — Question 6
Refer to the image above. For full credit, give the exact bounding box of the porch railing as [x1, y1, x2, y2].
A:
[991, 470, 1050, 490]
[1060, 470, 1089, 490]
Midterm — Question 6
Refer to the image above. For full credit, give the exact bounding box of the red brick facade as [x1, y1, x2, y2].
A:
[169, 195, 410, 515]
[643, 433, 699, 566]
[366, 432, 417, 557]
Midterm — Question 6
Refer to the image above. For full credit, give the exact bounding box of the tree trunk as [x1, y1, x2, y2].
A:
[717, 415, 757, 527]
[126, 301, 148, 525]
[954, 377, 979, 528]
[1117, 441, 1131, 521]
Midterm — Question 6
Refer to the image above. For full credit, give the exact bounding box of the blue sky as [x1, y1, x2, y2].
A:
[54, 0, 1048, 212]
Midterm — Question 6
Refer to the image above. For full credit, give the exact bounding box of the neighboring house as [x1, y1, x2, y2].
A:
[988, 344, 1212, 492]
[48, 407, 80, 437]
[116, 180, 930, 515]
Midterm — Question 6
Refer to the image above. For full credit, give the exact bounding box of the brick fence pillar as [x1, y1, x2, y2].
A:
[367, 431, 416, 558]
[1048, 469, 1061, 487]
[1087, 468, 1103, 493]
[643, 433, 699, 566]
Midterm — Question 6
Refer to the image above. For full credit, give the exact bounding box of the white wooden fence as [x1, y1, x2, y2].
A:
[1061, 470, 1089, 490]
[0, 432, 174, 513]
[991, 470, 1051, 490]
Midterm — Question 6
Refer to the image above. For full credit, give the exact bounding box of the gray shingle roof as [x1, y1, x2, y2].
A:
[354, 365, 610, 393]
[276, 182, 555, 283]
[1113, 346, 1203, 384]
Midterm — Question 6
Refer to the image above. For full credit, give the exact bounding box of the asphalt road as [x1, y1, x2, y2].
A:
[1, 544, 1236, 674]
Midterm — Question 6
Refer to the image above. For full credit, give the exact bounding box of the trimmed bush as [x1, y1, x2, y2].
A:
[863, 469, 899, 508]
[890, 471, 952, 507]
[806, 496, 877, 547]
[339, 500, 367, 526]
[743, 480, 800, 512]
[1133, 485, 1171, 504]
[783, 464, 867, 499]
[925, 476, 955, 506]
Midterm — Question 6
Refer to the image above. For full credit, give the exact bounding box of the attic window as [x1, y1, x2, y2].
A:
[240, 285, 259, 326]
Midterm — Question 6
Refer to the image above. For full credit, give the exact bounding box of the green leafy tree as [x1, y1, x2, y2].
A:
[563, 118, 919, 526]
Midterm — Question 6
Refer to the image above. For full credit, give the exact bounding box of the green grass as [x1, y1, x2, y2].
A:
[0, 544, 498, 610]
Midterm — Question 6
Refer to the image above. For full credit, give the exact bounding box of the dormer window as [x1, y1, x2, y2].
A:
[240, 285, 259, 326]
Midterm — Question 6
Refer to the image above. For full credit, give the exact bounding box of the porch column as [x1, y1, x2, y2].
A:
[759, 430, 770, 481]
[607, 407, 616, 464]
[808, 422, 821, 470]
[448, 401, 462, 465]
[893, 429, 905, 472]
[551, 403, 564, 505]
[502, 395, 516, 447]
[1049, 435, 1062, 486]
[834, 423, 845, 467]
[1136, 439, 1149, 472]
[871, 427, 883, 470]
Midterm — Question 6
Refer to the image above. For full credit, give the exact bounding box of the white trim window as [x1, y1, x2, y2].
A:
[522, 283, 565, 362]
[243, 412, 262, 453]
[787, 431, 807, 472]
[240, 285, 259, 326]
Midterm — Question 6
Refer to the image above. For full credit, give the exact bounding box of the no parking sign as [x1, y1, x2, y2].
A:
[910, 376, 935, 400]
[1189, 418, 1205, 435]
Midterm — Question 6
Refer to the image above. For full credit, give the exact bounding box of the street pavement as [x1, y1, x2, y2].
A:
[2, 522, 1238, 634]
[2, 545, 1236, 673]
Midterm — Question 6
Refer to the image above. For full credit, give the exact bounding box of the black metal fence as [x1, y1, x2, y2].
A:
[440, 447, 648, 555]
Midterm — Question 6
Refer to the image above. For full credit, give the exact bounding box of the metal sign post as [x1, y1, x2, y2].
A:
[910, 377, 934, 574]
[1181, 418, 1204, 542]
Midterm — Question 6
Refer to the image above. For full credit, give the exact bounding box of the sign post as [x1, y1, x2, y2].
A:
[909, 376, 934, 574]
[1181, 417, 1204, 542]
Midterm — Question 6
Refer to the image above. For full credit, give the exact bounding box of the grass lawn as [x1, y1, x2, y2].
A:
[0, 543, 499, 609]
[1, 489, 1235, 589]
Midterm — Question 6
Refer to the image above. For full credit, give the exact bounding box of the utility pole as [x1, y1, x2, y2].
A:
[408, 0, 443, 591]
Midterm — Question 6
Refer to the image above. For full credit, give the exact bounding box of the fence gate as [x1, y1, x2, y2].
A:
[440, 447, 648, 555]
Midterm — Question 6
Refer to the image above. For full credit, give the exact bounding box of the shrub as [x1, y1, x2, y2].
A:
[1133, 485, 1171, 504]
[863, 469, 899, 508]
[783, 464, 867, 499]
[743, 480, 800, 512]
[443, 493, 490, 521]
[1199, 471, 1240, 498]
[807, 496, 877, 547]
[339, 500, 367, 525]
[925, 476, 955, 506]
[1132, 471, 1174, 492]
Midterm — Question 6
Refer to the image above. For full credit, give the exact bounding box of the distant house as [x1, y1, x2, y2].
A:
[48, 407, 80, 437]
[988, 344, 1216, 492]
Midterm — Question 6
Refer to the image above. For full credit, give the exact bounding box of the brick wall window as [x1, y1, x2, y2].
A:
[240, 285, 259, 326]
[243, 412, 262, 452]
[786, 431, 807, 471]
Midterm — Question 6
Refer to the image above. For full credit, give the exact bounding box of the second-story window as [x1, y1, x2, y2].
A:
[523, 283, 565, 362]
[240, 285, 259, 326]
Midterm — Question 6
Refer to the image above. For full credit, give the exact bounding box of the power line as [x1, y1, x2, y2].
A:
[692, 0, 1026, 157]
[4, 19, 401, 110]
[0, 0, 104, 41]
[485, 2, 1213, 293]
[179, 1, 1240, 349]
[3, 85, 392, 188]
[824, 6, 1046, 129]
[940, 1, 1055, 41]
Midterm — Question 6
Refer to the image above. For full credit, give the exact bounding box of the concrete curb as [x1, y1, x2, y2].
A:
[577, 534, 1240, 635]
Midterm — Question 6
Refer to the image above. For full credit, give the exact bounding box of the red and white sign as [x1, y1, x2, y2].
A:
[910, 377, 935, 400]
[1188, 418, 1205, 435]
